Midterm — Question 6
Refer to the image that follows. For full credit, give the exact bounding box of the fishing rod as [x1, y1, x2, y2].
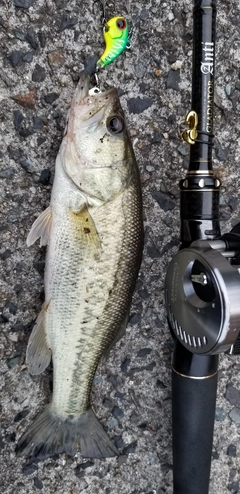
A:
[165, 1, 240, 493]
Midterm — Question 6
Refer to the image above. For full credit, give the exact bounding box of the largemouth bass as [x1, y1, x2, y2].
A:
[16, 74, 143, 460]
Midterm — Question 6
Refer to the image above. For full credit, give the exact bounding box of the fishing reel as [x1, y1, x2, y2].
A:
[165, 224, 240, 356]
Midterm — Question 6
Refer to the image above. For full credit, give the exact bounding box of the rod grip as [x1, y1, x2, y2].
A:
[172, 363, 218, 494]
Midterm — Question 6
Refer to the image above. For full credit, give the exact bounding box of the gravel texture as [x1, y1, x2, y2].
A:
[0, 1, 240, 493]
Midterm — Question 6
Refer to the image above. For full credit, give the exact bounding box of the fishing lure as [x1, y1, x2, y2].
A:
[96, 16, 129, 70]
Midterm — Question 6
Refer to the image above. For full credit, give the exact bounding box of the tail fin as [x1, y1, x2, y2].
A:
[15, 406, 118, 460]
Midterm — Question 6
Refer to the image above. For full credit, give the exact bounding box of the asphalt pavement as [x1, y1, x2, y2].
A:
[0, 1, 240, 493]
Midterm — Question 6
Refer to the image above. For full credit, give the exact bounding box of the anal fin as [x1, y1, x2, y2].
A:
[26, 305, 52, 375]
[27, 206, 52, 247]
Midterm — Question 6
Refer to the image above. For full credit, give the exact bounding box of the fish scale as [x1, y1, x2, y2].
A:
[51, 180, 141, 416]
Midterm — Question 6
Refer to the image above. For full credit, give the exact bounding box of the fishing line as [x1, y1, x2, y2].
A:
[89, 1, 134, 79]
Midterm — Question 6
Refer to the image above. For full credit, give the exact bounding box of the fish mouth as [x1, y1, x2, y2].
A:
[70, 73, 120, 130]
[75, 73, 117, 104]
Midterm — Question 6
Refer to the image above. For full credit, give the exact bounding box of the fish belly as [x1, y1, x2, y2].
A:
[45, 185, 140, 417]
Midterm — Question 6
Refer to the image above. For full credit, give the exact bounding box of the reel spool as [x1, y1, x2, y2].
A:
[165, 228, 240, 355]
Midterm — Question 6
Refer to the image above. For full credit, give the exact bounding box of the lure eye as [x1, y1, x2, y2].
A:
[116, 18, 127, 30]
[107, 115, 124, 135]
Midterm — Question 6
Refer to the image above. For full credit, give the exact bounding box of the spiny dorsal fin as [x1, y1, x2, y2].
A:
[27, 206, 52, 247]
[26, 305, 52, 375]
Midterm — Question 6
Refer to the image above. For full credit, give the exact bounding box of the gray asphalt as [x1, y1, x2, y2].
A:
[0, 1, 240, 493]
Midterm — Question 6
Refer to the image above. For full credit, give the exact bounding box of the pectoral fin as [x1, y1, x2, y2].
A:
[26, 306, 52, 375]
[69, 207, 101, 252]
[27, 206, 52, 247]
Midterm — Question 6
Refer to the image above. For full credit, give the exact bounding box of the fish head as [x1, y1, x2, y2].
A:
[64, 74, 134, 184]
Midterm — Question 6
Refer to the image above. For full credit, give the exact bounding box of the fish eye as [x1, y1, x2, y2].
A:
[116, 18, 127, 30]
[106, 115, 124, 135]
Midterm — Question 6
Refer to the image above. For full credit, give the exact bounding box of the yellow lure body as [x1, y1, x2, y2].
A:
[97, 16, 129, 69]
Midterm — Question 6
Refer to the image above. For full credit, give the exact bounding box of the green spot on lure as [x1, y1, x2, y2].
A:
[97, 16, 129, 70]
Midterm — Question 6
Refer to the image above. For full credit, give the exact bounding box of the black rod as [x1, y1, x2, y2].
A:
[190, 0, 216, 168]
[172, 343, 218, 494]
[180, 0, 220, 247]
[172, 1, 219, 493]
